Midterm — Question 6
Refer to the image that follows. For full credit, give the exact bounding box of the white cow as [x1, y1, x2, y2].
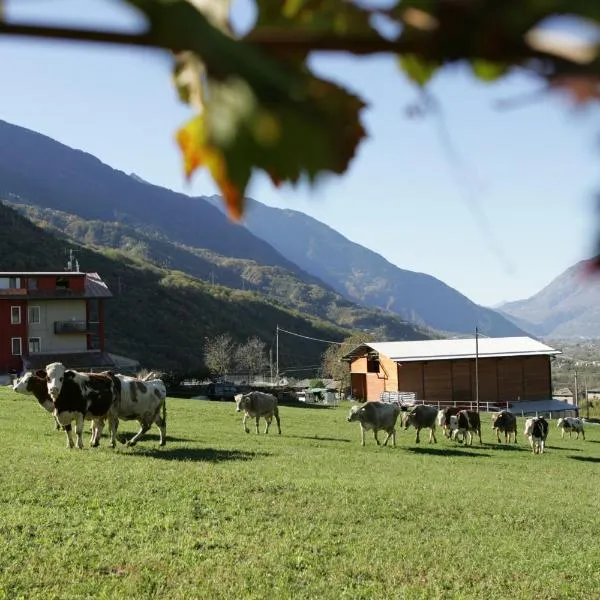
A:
[235, 391, 281, 434]
[556, 417, 585, 440]
[347, 401, 402, 447]
[524, 417, 549, 454]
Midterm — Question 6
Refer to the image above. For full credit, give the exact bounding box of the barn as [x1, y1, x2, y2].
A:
[342, 336, 561, 407]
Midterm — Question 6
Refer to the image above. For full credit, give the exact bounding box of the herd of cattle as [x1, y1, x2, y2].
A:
[8, 365, 587, 454]
[346, 401, 585, 454]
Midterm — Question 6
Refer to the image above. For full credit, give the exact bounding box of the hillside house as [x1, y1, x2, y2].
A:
[0, 270, 115, 374]
[343, 336, 561, 407]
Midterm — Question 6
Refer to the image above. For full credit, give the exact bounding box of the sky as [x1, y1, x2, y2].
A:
[2, 0, 600, 307]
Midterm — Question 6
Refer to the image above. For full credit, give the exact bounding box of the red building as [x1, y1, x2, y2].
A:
[0, 271, 115, 374]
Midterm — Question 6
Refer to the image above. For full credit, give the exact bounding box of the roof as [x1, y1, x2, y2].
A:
[506, 399, 577, 415]
[0, 272, 85, 276]
[84, 273, 113, 298]
[343, 336, 561, 363]
[23, 352, 116, 371]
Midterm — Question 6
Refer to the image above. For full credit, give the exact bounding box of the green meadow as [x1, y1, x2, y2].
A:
[1, 388, 599, 600]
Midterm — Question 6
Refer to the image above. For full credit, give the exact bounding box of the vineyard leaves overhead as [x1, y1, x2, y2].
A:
[3, 0, 600, 220]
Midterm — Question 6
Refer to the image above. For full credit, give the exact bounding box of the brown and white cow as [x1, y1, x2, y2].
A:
[437, 406, 463, 438]
[448, 410, 482, 446]
[402, 404, 438, 444]
[234, 391, 281, 435]
[556, 417, 585, 440]
[491, 410, 517, 443]
[524, 416, 549, 454]
[347, 401, 402, 447]
[112, 374, 167, 446]
[40, 362, 120, 449]
[12, 371, 61, 430]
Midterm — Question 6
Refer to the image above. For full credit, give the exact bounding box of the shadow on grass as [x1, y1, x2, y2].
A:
[287, 435, 352, 443]
[405, 447, 491, 458]
[569, 455, 600, 463]
[545, 445, 583, 452]
[132, 447, 269, 462]
[484, 443, 528, 452]
[117, 433, 191, 444]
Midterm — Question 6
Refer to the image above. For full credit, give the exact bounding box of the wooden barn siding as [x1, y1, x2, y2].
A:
[350, 354, 398, 401]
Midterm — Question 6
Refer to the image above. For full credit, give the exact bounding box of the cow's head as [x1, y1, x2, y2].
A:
[12, 371, 34, 394]
[402, 411, 414, 430]
[45, 362, 67, 401]
[347, 405, 363, 422]
[234, 393, 246, 413]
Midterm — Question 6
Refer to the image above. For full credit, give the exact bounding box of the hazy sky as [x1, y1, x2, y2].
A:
[3, 0, 600, 307]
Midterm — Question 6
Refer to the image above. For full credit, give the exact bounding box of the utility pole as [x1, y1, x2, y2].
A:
[574, 368, 579, 411]
[269, 347, 273, 384]
[475, 326, 480, 412]
[275, 325, 279, 386]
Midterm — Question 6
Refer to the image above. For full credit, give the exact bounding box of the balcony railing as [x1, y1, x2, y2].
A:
[54, 320, 88, 334]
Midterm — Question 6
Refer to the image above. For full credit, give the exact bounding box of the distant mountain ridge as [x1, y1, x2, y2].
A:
[205, 197, 527, 338]
[498, 260, 600, 338]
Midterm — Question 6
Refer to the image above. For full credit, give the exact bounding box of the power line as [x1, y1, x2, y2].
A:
[277, 326, 343, 345]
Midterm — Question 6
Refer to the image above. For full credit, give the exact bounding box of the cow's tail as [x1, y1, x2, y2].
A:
[162, 394, 167, 426]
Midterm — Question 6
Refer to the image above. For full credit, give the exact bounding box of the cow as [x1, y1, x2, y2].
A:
[12, 371, 62, 430]
[556, 417, 585, 440]
[524, 417, 549, 454]
[39, 362, 120, 449]
[402, 404, 438, 444]
[234, 391, 281, 435]
[448, 410, 482, 446]
[437, 406, 463, 438]
[112, 374, 167, 446]
[346, 401, 402, 447]
[491, 410, 517, 443]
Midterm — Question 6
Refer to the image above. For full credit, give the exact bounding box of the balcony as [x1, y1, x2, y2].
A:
[54, 320, 88, 334]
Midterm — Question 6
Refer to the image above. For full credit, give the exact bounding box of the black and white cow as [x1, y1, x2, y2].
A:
[556, 417, 585, 440]
[524, 416, 549, 454]
[12, 371, 61, 430]
[491, 410, 517, 443]
[40, 362, 120, 449]
[347, 401, 402, 447]
[402, 404, 438, 444]
[436, 406, 465, 438]
[448, 410, 482, 446]
[112, 374, 167, 446]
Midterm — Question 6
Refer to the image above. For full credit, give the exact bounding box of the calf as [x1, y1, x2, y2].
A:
[235, 391, 281, 435]
[40, 362, 120, 449]
[403, 404, 438, 444]
[347, 401, 402, 447]
[556, 417, 585, 440]
[491, 410, 517, 443]
[437, 406, 463, 438]
[524, 417, 549, 454]
[112, 374, 167, 446]
[12, 371, 61, 430]
[448, 410, 482, 446]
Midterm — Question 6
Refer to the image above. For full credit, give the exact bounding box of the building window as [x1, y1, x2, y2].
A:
[28, 337, 41, 353]
[56, 277, 70, 290]
[367, 359, 380, 373]
[10, 306, 21, 325]
[27, 278, 38, 290]
[9, 277, 20, 289]
[11, 337, 22, 356]
[28, 306, 40, 324]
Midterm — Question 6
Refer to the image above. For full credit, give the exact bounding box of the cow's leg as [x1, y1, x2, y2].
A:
[581, 429, 585, 440]
[382, 428, 394, 447]
[430, 426, 437, 444]
[242, 413, 250, 434]
[255, 416, 260, 435]
[63, 423, 74, 448]
[107, 415, 118, 448]
[415, 427, 420, 444]
[74, 414, 84, 449]
[264, 416, 272, 434]
[155, 412, 167, 446]
[127, 418, 151, 447]
[373, 429, 380, 445]
[477, 427, 482, 445]
[274, 408, 282, 435]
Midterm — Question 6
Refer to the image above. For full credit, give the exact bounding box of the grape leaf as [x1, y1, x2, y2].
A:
[124, 0, 367, 220]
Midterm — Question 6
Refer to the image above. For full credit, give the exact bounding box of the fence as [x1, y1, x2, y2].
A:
[379, 391, 507, 413]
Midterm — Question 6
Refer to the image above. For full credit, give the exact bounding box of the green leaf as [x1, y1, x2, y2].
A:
[124, 0, 367, 220]
[397, 54, 439, 86]
[470, 59, 510, 81]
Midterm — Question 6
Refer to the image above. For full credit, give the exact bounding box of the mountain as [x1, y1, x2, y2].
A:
[497, 259, 600, 338]
[0, 119, 435, 351]
[0, 202, 357, 372]
[207, 197, 527, 338]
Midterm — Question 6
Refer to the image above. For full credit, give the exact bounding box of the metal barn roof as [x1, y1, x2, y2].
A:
[343, 336, 560, 363]
[506, 399, 577, 415]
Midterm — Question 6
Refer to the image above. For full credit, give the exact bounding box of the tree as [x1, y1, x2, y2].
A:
[321, 331, 375, 396]
[235, 336, 269, 382]
[6, 1, 600, 252]
[203, 333, 236, 380]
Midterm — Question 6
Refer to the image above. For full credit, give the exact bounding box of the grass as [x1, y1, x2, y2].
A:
[1, 390, 599, 600]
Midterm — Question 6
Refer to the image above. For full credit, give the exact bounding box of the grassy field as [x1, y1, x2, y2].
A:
[1, 390, 599, 600]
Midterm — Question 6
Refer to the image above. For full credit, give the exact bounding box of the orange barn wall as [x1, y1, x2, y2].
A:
[353, 354, 552, 404]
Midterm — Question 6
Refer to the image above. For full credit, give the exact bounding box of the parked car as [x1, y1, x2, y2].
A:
[206, 382, 238, 401]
